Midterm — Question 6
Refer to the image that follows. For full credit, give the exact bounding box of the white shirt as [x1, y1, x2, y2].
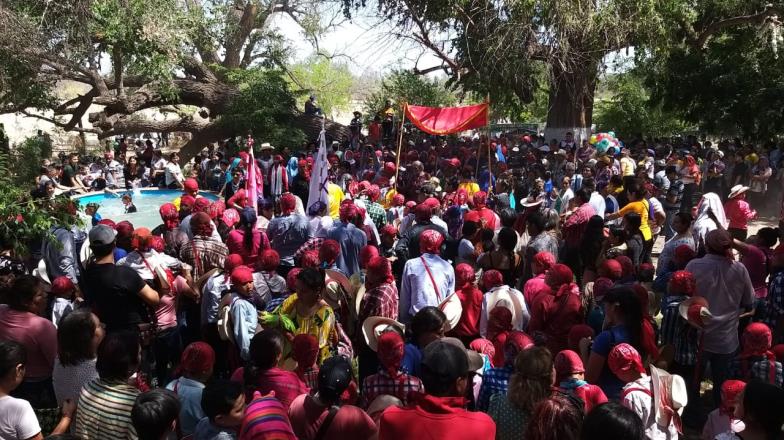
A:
[165, 162, 184, 186]
[589, 191, 606, 219]
[51, 297, 75, 328]
[179, 214, 223, 242]
[117, 250, 189, 281]
[0, 395, 41, 440]
[621, 376, 678, 440]
[104, 160, 121, 186]
[648, 197, 666, 235]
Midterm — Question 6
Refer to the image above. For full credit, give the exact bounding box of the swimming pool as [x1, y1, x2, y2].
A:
[73, 189, 220, 229]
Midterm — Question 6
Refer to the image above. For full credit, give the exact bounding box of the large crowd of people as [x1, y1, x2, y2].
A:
[2, 125, 784, 440]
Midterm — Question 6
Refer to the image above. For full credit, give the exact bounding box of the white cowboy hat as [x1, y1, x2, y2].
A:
[79, 240, 92, 269]
[438, 293, 463, 332]
[484, 286, 526, 331]
[678, 296, 713, 329]
[33, 259, 51, 285]
[195, 267, 220, 295]
[520, 197, 543, 208]
[362, 316, 405, 351]
[650, 364, 688, 430]
[354, 283, 367, 316]
[728, 184, 749, 199]
[325, 269, 354, 303]
[259, 142, 274, 150]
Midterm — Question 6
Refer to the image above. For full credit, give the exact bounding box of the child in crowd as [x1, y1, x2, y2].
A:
[223, 265, 258, 363]
[122, 193, 138, 213]
[49, 276, 79, 328]
[84, 202, 102, 226]
[0, 340, 75, 439]
[728, 322, 784, 387]
[702, 380, 746, 440]
[166, 342, 216, 437]
[291, 334, 320, 389]
[554, 349, 608, 412]
[363, 331, 424, 407]
[131, 389, 180, 440]
[193, 380, 245, 440]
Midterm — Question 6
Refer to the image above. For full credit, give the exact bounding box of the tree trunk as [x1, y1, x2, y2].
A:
[544, 61, 599, 144]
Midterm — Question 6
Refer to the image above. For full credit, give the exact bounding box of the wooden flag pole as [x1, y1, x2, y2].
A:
[486, 97, 492, 195]
[393, 103, 406, 192]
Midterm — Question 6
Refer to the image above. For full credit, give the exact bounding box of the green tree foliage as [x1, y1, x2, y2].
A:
[288, 56, 355, 117]
[362, 70, 457, 120]
[643, 23, 784, 139]
[593, 71, 689, 139]
[0, 0, 331, 158]
[0, 143, 81, 256]
[10, 135, 53, 185]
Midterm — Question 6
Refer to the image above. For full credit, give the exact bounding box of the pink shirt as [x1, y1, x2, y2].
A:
[523, 273, 551, 308]
[741, 245, 769, 298]
[724, 198, 756, 230]
[0, 306, 57, 379]
[226, 229, 270, 266]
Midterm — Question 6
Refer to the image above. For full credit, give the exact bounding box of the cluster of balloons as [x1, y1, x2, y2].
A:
[589, 131, 621, 155]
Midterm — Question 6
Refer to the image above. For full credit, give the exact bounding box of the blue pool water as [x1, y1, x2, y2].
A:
[73, 189, 219, 229]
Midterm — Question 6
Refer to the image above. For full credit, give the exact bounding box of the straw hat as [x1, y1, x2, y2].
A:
[362, 316, 405, 351]
[34, 259, 51, 285]
[438, 293, 463, 332]
[650, 364, 688, 429]
[79, 240, 92, 269]
[678, 296, 712, 329]
[354, 283, 366, 316]
[324, 268, 354, 304]
[728, 184, 749, 199]
[259, 142, 274, 151]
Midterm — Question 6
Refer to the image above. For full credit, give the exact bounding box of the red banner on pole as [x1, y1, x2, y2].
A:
[404, 103, 489, 135]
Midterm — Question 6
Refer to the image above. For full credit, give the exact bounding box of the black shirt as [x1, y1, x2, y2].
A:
[62, 165, 78, 187]
[82, 263, 149, 332]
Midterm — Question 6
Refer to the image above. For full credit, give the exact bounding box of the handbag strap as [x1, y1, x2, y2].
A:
[420, 256, 442, 302]
[314, 405, 340, 440]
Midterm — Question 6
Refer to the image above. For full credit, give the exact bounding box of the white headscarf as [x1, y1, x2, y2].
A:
[692, 192, 728, 247]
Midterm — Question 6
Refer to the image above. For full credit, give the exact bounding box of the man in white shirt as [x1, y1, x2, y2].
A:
[165, 152, 185, 189]
[399, 230, 455, 324]
[584, 178, 605, 219]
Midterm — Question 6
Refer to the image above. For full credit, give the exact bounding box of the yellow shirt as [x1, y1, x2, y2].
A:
[327, 183, 344, 219]
[279, 294, 337, 364]
[617, 199, 652, 241]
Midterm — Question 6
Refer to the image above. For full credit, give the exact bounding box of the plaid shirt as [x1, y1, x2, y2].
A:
[476, 365, 513, 411]
[179, 237, 228, 279]
[362, 369, 423, 406]
[365, 200, 388, 231]
[762, 269, 784, 334]
[294, 237, 325, 263]
[358, 282, 398, 324]
[297, 366, 319, 390]
[660, 295, 699, 366]
[728, 356, 784, 387]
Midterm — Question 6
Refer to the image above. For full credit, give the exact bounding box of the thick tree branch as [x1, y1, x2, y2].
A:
[692, 5, 783, 49]
[19, 109, 100, 134]
[223, 1, 260, 69]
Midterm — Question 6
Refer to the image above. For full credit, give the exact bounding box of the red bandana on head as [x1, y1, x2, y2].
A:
[419, 229, 444, 254]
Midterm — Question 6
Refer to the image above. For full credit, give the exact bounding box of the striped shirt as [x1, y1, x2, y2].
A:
[728, 356, 784, 387]
[660, 295, 699, 366]
[75, 379, 139, 440]
[239, 392, 296, 440]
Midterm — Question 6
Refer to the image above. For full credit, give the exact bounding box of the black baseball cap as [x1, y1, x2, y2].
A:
[318, 355, 352, 401]
[421, 337, 484, 381]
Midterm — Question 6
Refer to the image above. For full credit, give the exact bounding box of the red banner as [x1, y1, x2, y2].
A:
[404, 102, 488, 135]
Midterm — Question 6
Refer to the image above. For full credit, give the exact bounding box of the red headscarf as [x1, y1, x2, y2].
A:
[366, 256, 394, 286]
[455, 263, 475, 288]
[592, 277, 614, 300]
[669, 270, 696, 296]
[286, 268, 302, 292]
[615, 256, 635, 279]
[51, 276, 75, 296]
[183, 178, 199, 194]
[148, 236, 165, 253]
[546, 264, 575, 297]
[159, 203, 179, 230]
[359, 245, 379, 269]
[292, 334, 319, 373]
[739, 323, 778, 384]
[481, 269, 504, 290]
[567, 325, 595, 352]
[193, 197, 211, 213]
[319, 239, 340, 264]
[180, 195, 196, 211]
[392, 194, 405, 207]
[532, 251, 556, 273]
[414, 203, 432, 222]
[366, 185, 381, 202]
[470, 338, 496, 368]
[259, 249, 280, 272]
[674, 244, 697, 266]
[339, 202, 358, 223]
[130, 227, 152, 251]
[208, 200, 226, 221]
[473, 191, 488, 208]
[554, 350, 585, 383]
[230, 265, 254, 285]
[608, 343, 644, 375]
[280, 193, 297, 214]
[720, 380, 746, 417]
[224, 254, 244, 275]
[377, 331, 405, 379]
[178, 342, 215, 376]
[487, 306, 513, 342]
[300, 251, 319, 268]
[419, 229, 444, 254]
[599, 259, 623, 280]
[380, 224, 398, 238]
[222, 208, 240, 228]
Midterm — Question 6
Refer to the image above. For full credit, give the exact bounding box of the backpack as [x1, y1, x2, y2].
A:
[217, 296, 237, 342]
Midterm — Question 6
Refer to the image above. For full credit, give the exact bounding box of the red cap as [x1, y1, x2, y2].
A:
[51, 276, 75, 295]
[184, 178, 199, 193]
[230, 265, 254, 285]
[608, 343, 644, 375]
[178, 342, 215, 375]
[555, 350, 585, 382]
[224, 254, 244, 273]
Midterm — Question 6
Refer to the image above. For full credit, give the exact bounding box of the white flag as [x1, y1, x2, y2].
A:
[307, 122, 330, 215]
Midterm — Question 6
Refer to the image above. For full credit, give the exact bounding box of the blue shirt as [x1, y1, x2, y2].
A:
[477, 365, 513, 411]
[401, 343, 422, 377]
[268, 214, 311, 266]
[230, 294, 258, 360]
[166, 377, 206, 436]
[326, 222, 368, 277]
[592, 325, 631, 400]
